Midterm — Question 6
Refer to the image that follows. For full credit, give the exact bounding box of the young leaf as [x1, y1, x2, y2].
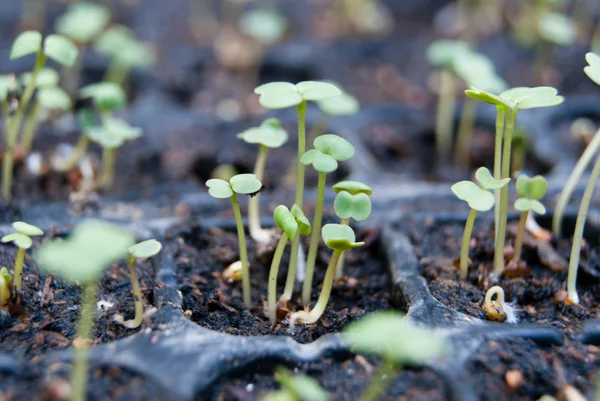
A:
[2, 233, 33, 250]
[230, 174, 262, 195]
[500, 87, 564, 110]
[55, 2, 111, 44]
[584, 53, 600, 86]
[21, 67, 60, 88]
[43, 35, 79, 67]
[13, 221, 43, 237]
[316, 92, 360, 116]
[114, 41, 156, 68]
[238, 9, 288, 45]
[237, 118, 288, 148]
[206, 179, 233, 198]
[38, 87, 72, 110]
[0, 267, 11, 285]
[300, 149, 338, 173]
[474, 167, 510, 190]
[334, 191, 372, 221]
[11, 31, 42, 60]
[274, 205, 298, 240]
[0, 75, 17, 102]
[516, 175, 547, 200]
[80, 82, 127, 111]
[254, 81, 341, 110]
[454, 51, 506, 93]
[426, 40, 470, 70]
[290, 204, 311, 236]
[86, 118, 141, 148]
[313, 134, 355, 161]
[465, 87, 508, 108]
[514, 198, 546, 215]
[332, 180, 373, 195]
[275, 367, 329, 401]
[295, 81, 341, 101]
[129, 239, 162, 259]
[94, 25, 135, 57]
[451, 181, 494, 212]
[321, 224, 364, 251]
[538, 12, 575, 46]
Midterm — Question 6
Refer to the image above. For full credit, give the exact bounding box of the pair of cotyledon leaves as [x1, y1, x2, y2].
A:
[2, 221, 44, 250]
[93, 25, 156, 68]
[452, 167, 510, 212]
[515, 175, 547, 215]
[266, 367, 329, 401]
[585, 52, 600, 86]
[333, 181, 372, 222]
[301, 134, 355, 174]
[81, 82, 127, 111]
[254, 81, 342, 109]
[465, 86, 564, 110]
[11, 31, 78, 68]
[55, 2, 110, 44]
[237, 118, 288, 148]
[206, 174, 262, 199]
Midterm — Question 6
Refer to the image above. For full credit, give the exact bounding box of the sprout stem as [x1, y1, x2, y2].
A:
[494, 107, 506, 238]
[553, 129, 600, 237]
[13, 248, 25, 292]
[335, 218, 350, 279]
[484, 285, 505, 306]
[512, 210, 529, 263]
[289, 250, 342, 326]
[280, 231, 299, 302]
[493, 108, 518, 276]
[459, 208, 477, 280]
[20, 100, 41, 154]
[58, 135, 90, 172]
[359, 359, 397, 401]
[302, 171, 327, 306]
[231, 193, 251, 307]
[454, 98, 478, 168]
[104, 61, 128, 87]
[71, 282, 98, 401]
[248, 145, 270, 242]
[307, 114, 330, 149]
[567, 153, 600, 304]
[123, 257, 144, 329]
[268, 233, 288, 323]
[99, 147, 116, 189]
[435, 69, 456, 163]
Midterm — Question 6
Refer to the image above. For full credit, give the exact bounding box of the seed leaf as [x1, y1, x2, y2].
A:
[238, 9, 287, 45]
[44, 35, 78, 67]
[454, 52, 506, 93]
[426, 40, 470, 70]
[500, 87, 564, 110]
[295, 81, 341, 101]
[229, 173, 262, 195]
[334, 191, 372, 222]
[38, 87, 72, 110]
[254, 81, 341, 110]
[515, 198, 546, 215]
[332, 181, 372, 195]
[115, 41, 156, 68]
[258, 88, 303, 109]
[585, 53, 600, 86]
[516, 175, 547, 200]
[313, 134, 355, 161]
[290, 204, 311, 236]
[475, 167, 510, 190]
[80, 82, 127, 111]
[129, 239, 162, 259]
[86, 118, 141, 148]
[55, 2, 110, 44]
[21, 67, 59, 88]
[275, 367, 329, 401]
[94, 25, 135, 57]
[237, 118, 288, 148]
[321, 224, 364, 251]
[451, 181, 494, 212]
[255, 82, 296, 95]
[2, 233, 33, 250]
[317, 92, 360, 116]
[300, 149, 338, 173]
[465, 87, 509, 108]
[538, 12, 575, 46]
[206, 179, 233, 198]
[13, 221, 43, 237]
[11, 31, 42, 60]
[0, 267, 11, 285]
[274, 205, 298, 240]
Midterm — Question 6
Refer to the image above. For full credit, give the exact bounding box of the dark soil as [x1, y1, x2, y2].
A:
[169, 216, 390, 343]
[0, 227, 156, 358]
[406, 215, 600, 332]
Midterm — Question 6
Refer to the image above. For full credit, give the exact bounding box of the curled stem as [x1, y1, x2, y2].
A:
[123, 257, 144, 329]
[512, 211, 529, 263]
[268, 233, 288, 323]
[302, 171, 326, 306]
[71, 281, 98, 401]
[484, 285, 505, 306]
[359, 359, 397, 401]
[567, 154, 600, 304]
[459, 208, 477, 280]
[248, 145, 270, 243]
[232, 193, 251, 306]
[435, 69, 456, 163]
[13, 248, 25, 292]
[454, 98, 478, 168]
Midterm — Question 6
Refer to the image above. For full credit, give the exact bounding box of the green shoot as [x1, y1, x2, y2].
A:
[344, 311, 445, 401]
[1, 221, 44, 292]
[452, 167, 510, 280]
[237, 118, 288, 243]
[0, 268, 12, 310]
[512, 175, 547, 263]
[5, 31, 78, 201]
[262, 367, 329, 401]
[482, 285, 508, 322]
[300, 134, 355, 306]
[206, 174, 263, 306]
[466, 86, 563, 277]
[332, 180, 372, 278]
[268, 205, 310, 324]
[36, 219, 135, 401]
[289, 224, 363, 326]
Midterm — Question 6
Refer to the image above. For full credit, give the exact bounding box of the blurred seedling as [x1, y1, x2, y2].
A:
[5, 30, 78, 201]
[206, 173, 263, 306]
[36, 219, 135, 401]
[1, 221, 43, 292]
[344, 311, 445, 401]
[288, 224, 363, 327]
[332, 180, 372, 278]
[0, 268, 13, 310]
[237, 118, 288, 243]
[482, 285, 516, 323]
[262, 366, 329, 401]
[512, 175, 547, 263]
[239, 9, 288, 47]
[299, 134, 355, 305]
[268, 205, 310, 324]
[310, 84, 359, 146]
[466, 85, 563, 276]
[0, 74, 18, 131]
[451, 167, 510, 280]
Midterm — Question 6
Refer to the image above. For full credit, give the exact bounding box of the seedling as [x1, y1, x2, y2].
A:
[0, 268, 12, 310]
[310, 85, 359, 146]
[451, 167, 510, 280]
[344, 311, 445, 401]
[262, 367, 329, 401]
[482, 285, 516, 323]
[237, 118, 288, 243]
[1, 221, 44, 292]
[512, 175, 547, 263]
[5, 31, 78, 201]
[300, 134, 355, 305]
[534, 12, 575, 83]
[466, 86, 563, 276]
[119, 239, 162, 329]
[238, 9, 288, 46]
[268, 205, 310, 324]
[0, 74, 17, 130]
[332, 180, 372, 278]
[288, 224, 363, 326]
[36, 219, 135, 401]
[206, 173, 263, 306]
[255, 81, 341, 304]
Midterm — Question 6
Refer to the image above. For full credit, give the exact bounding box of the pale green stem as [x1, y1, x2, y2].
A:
[289, 250, 342, 326]
[123, 257, 144, 329]
[359, 359, 397, 401]
[435, 69, 456, 163]
[19, 100, 42, 154]
[3, 50, 46, 201]
[567, 153, 600, 304]
[307, 113, 330, 149]
[454, 98, 478, 169]
[459, 209, 477, 280]
[335, 218, 350, 279]
[268, 233, 288, 324]
[232, 193, 251, 307]
[99, 147, 116, 189]
[553, 129, 600, 237]
[58, 135, 90, 172]
[104, 60, 129, 87]
[494, 107, 506, 238]
[302, 171, 327, 306]
[512, 210, 529, 263]
[248, 145, 269, 242]
[13, 248, 25, 291]
[493, 108, 518, 276]
[280, 231, 299, 302]
[71, 281, 98, 401]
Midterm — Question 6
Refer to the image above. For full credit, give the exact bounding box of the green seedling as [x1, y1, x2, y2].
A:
[262, 366, 329, 401]
[554, 53, 600, 237]
[5, 31, 78, 201]
[255, 81, 341, 305]
[239, 9, 288, 46]
[36, 219, 134, 401]
[1, 221, 44, 292]
[451, 167, 510, 280]
[206, 174, 263, 306]
[94, 25, 156, 86]
[310, 84, 359, 146]
[482, 285, 516, 323]
[332, 180, 372, 278]
[344, 311, 445, 401]
[0, 268, 12, 310]
[565, 53, 600, 305]
[534, 12, 575, 83]
[237, 118, 288, 243]
[118, 239, 162, 329]
[268, 205, 310, 324]
[300, 134, 355, 305]
[289, 224, 363, 326]
[426, 39, 471, 162]
[512, 175, 547, 263]
[466, 86, 563, 276]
